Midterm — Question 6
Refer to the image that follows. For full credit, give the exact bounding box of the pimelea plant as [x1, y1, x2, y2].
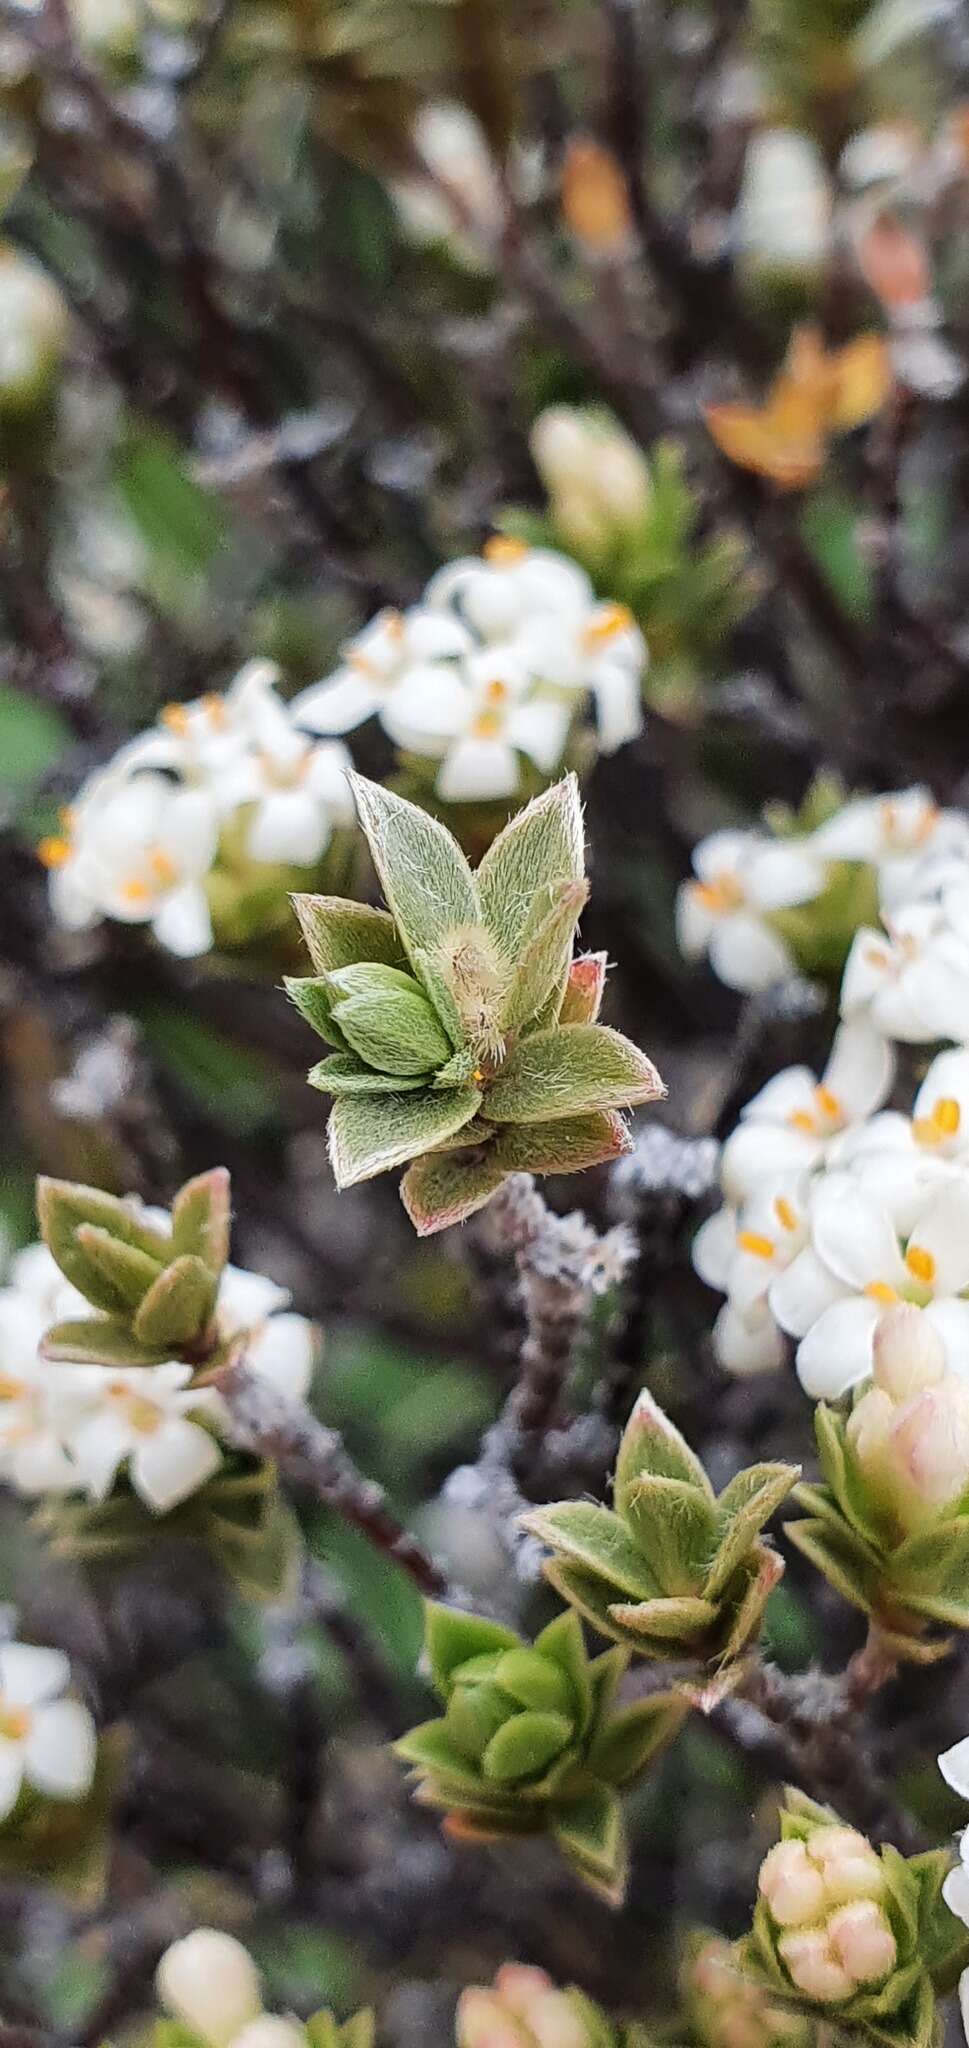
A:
[288, 773, 663, 1233]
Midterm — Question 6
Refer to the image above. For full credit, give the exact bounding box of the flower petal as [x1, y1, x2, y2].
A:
[823, 1019, 894, 1120]
[437, 735, 520, 802]
[24, 1699, 96, 1801]
[131, 1417, 222, 1513]
[291, 669, 380, 734]
[152, 884, 213, 960]
[709, 912, 792, 992]
[796, 1297, 883, 1399]
[746, 843, 826, 911]
[810, 1176, 905, 1292]
[0, 1643, 69, 1708]
[246, 1313, 316, 1401]
[907, 1183, 969, 1297]
[770, 1247, 851, 1338]
[247, 791, 327, 867]
[939, 1739, 969, 1802]
[692, 1208, 737, 1291]
[713, 1301, 786, 1378]
[0, 1741, 24, 1821]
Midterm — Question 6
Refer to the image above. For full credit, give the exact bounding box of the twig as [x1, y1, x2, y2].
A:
[214, 1359, 449, 1597]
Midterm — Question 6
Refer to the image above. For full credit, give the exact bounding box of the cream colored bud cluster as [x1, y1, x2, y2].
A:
[758, 1826, 897, 2004]
[530, 408, 652, 555]
[156, 1930, 306, 2048]
[457, 1964, 593, 2048]
[848, 1305, 969, 1532]
[689, 1937, 797, 2048]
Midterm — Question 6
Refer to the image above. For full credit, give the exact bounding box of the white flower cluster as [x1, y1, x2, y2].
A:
[938, 1737, 969, 2044]
[43, 659, 354, 958]
[689, 802, 969, 1393]
[677, 786, 969, 1001]
[0, 1235, 315, 1516]
[0, 1636, 96, 1823]
[291, 537, 646, 802]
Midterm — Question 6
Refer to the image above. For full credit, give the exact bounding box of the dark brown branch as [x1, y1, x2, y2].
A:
[214, 1359, 449, 1597]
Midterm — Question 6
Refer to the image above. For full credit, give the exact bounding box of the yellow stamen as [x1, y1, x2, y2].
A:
[201, 692, 227, 728]
[472, 1067, 485, 1085]
[483, 535, 529, 565]
[788, 1110, 818, 1135]
[865, 1281, 899, 1305]
[774, 1196, 798, 1233]
[37, 835, 71, 869]
[864, 945, 890, 970]
[380, 608, 405, 641]
[58, 805, 75, 831]
[737, 1231, 775, 1261]
[161, 702, 189, 734]
[583, 602, 635, 648]
[815, 1084, 841, 1121]
[914, 1097, 961, 1148]
[693, 872, 743, 916]
[0, 1374, 25, 1400]
[483, 678, 509, 706]
[905, 1245, 936, 1286]
[0, 1705, 31, 1741]
[472, 709, 504, 740]
[119, 878, 152, 905]
[149, 849, 178, 886]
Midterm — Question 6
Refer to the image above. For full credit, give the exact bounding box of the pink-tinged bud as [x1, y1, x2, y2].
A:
[691, 1943, 739, 2003]
[777, 1931, 854, 2005]
[457, 1989, 525, 2048]
[872, 1305, 945, 1401]
[458, 1972, 590, 2048]
[495, 1968, 555, 2017]
[888, 1377, 969, 1522]
[809, 1825, 884, 1907]
[758, 1840, 826, 1927]
[826, 1901, 897, 1986]
[847, 1388, 895, 1485]
[560, 953, 608, 1027]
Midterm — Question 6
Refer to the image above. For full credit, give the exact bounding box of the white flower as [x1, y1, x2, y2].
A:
[292, 607, 472, 740]
[385, 645, 572, 802]
[694, 1176, 811, 1377]
[721, 1020, 893, 1203]
[773, 1175, 969, 1398]
[0, 1289, 87, 1496]
[427, 540, 645, 753]
[216, 1266, 317, 1402]
[676, 830, 826, 993]
[531, 406, 652, 546]
[45, 771, 218, 958]
[69, 1363, 223, 1513]
[0, 1640, 96, 1821]
[839, 902, 969, 1044]
[813, 787, 969, 908]
[222, 663, 354, 866]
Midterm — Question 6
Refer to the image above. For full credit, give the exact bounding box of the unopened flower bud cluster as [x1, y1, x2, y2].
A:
[758, 1824, 897, 2004]
[0, 1232, 314, 1516]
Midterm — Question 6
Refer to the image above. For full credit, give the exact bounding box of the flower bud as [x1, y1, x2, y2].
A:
[776, 1930, 853, 2005]
[847, 1387, 895, 1484]
[887, 1377, 969, 1523]
[757, 1839, 826, 1927]
[156, 1931, 263, 2048]
[561, 140, 632, 256]
[0, 247, 68, 412]
[872, 1305, 946, 1400]
[826, 1901, 897, 1985]
[588, 438, 651, 527]
[531, 410, 597, 493]
[811, 1827, 884, 1906]
[735, 131, 831, 284]
[457, 1968, 595, 2048]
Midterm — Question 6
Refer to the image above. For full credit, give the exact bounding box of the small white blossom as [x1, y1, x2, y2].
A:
[721, 1020, 893, 1203]
[44, 770, 218, 958]
[0, 1289, 87, 1495]
[813, 786, 969, 908]
[736, 130, 832, 278]
[0, 1639, 96, 1821]
[676, 830, 826, 992]
[291, 608, 472, 741]
[773, 1175, 969, 1398]
[840, 901, 969, 1044]
[68, 1362, 223, 1514]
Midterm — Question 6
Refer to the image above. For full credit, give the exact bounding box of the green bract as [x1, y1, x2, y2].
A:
[394, 1603, 686, 1904]
[287, 774, 664, 1233]
[522, 1391, 797, 1669]
[786, 1403, 969, 1666]
[37, 1167, 230, 1369]
[738, 1790, 965, 2048]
